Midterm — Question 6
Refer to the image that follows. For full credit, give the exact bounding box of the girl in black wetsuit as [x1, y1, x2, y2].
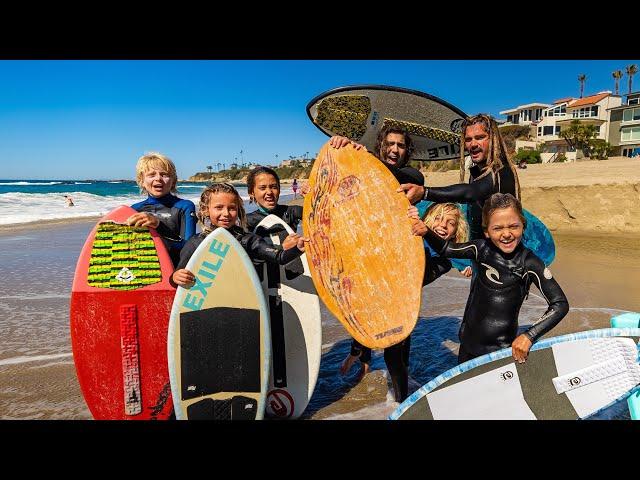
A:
[171, 183, 307, 288]
[246, 166, 303, 233]
[415, 193, 569, 364]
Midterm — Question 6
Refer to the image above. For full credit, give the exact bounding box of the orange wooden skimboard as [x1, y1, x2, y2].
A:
[302, 142, 425, 349]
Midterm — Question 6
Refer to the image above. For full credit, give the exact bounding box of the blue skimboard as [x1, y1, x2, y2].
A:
[416, 200, 556, 266]
[610, 313, 640, 419]
[610, 312, 640, 329]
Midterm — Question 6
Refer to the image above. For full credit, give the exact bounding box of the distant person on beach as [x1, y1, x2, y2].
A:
[171, 183, 307, 288]
[63, 195, 74, 207]
[518, 159, 528, 169]
[397, 114, 521, 241]
[324, 126, 426, 403]
[415, 193, 569, 364]
[245, 166, 303, 233]
[292, 178, 299, 199]
[127, 152, 197, 267]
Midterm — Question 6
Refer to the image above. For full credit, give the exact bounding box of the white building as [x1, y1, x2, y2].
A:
[502, 92, 622, 162]
[499, 102, 550, 127]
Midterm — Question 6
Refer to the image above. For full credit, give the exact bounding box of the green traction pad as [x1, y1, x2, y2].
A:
[87, 222, 162, 290]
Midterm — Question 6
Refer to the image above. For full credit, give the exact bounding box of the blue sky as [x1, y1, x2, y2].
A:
[1, 60, 638, 180]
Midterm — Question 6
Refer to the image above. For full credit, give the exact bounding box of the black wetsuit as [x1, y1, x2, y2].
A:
[348, 163, 427, 403]
[423, 229, 569, 363]
[131, 194, 197, 266]
[387, 164, 425, 192]
[246, 204, 303, 233]
[173, 225, 303, 283]
[425, 163, 516, 240]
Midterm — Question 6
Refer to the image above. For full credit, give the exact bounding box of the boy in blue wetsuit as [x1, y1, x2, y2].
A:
[127, 152, 197, 267]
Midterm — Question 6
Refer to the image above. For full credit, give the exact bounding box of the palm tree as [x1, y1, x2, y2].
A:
[206, 165, 212, 173]
[612, 70, 623, 95]
[626, 64, 638, 95]
[578, 74, 587, 98]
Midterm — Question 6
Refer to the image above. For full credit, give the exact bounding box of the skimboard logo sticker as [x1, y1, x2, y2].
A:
[501, 371, 514, 381]
[336, 175, 361, 203]
[374, 325, 404, 340]
[116, 267, 135, 283]
[481, 263, 503, 285]
[267, 388, 295, 418]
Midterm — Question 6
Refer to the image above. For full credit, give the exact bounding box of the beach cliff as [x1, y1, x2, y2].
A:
[423, 157, 640, 235]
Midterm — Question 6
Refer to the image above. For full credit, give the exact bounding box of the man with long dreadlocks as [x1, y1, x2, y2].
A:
[398, 113, 521, 241]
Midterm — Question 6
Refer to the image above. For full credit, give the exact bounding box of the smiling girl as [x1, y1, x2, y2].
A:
[246, 167, 303, 233]
[415, 193, 569, 364]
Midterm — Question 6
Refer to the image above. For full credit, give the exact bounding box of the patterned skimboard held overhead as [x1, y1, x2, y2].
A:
[303, 141, 425, 349]
[254, 214, 322, 419]
[168, 227, 270, 420]
[70, 205, 175, 420]
[306, 85, 467, 161]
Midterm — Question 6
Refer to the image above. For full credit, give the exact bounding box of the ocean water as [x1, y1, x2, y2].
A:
[0, 179, 294, 226]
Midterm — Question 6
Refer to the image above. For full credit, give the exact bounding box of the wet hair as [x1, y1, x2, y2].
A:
[135, 152, 178, 195]
[374, 124, 415, 168]
[458, 114, 521, 200]
[246, 166, 280, 203]
[481, 193, 526, 231]
[197, 182, 246, 233]
[424, 203, 469, 243]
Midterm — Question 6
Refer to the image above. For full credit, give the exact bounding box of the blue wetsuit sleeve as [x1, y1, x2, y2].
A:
[522, 255, 569, 343]
[180, 200, 197, 244]
[426, 172, 494, 203]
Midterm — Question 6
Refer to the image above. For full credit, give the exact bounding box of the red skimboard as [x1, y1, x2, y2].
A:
[303, 142, 425, 349]
[70, 205, 176, 419]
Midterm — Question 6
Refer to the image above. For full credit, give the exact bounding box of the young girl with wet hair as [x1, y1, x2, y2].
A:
[415, 202, 472, 279]
[245, 166, 303, 233]
[171, 183, 307, 288]
[415, 193, 569, 364]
